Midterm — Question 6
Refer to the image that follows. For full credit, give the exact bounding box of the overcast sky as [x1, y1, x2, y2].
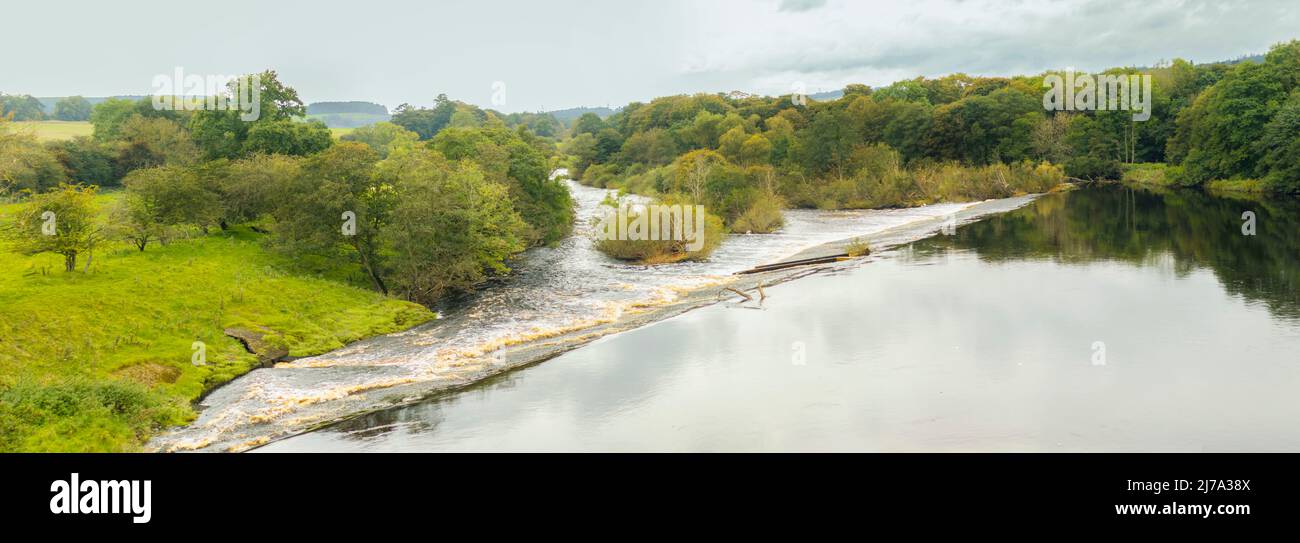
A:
[1, 0, 1296, 112]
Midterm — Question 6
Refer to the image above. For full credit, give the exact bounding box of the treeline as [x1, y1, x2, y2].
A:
[0, 94, 93, 121]
[564, 40, 1300, 238]
[1, 72, 574, 306]
[306, 101, 389, 115]
[390, 94, 564, 139]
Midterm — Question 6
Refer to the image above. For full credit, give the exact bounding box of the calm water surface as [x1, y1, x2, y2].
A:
[261, 185, 1300, 452]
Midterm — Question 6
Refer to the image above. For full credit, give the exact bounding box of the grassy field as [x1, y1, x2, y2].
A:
[0, 192, 435, 451]
[11, 120, 94, 141]
[12, 120, 358, 141]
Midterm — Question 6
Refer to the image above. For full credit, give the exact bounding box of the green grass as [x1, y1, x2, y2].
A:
[10, 121, 94, 141]
[1206, 178, 1270, 194]
[0, 193, 435, 451]
[329, 127, 356, 138]
[1121, 163, 1175, 187]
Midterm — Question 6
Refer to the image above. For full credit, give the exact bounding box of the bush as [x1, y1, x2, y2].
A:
[1065, 155, 1122, 180]
[594, 194, 724, 263]
[845, 237, 871, 257]
[0, 379, 189, 452]
[46, 137, 118, 187]
[0, 130, 69, 196]
[730, 191, 785, 233]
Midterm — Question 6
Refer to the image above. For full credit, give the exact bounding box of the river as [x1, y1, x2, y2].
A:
[150, 177, 991, 451]
[255, 183, 1300, 452]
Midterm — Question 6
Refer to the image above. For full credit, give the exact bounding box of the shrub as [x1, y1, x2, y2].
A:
[594, 194, 724, 263]
[0, 379, 189, 452]
[845, 237, 871, 257]
[730, 191, 785, 233]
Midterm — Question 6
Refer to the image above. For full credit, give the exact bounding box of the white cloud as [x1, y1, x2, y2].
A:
[681, 0, 1299, 96]
[778, 0, 829, 12]
[0, 0, 1295, 111]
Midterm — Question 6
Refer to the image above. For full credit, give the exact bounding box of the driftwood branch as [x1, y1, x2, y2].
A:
[723, 287, 753, 303]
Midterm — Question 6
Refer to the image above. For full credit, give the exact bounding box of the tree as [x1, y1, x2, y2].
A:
[8, 185, 101, 271]
[1064, 115, 1122, 180]
[571, 112, 606, 137]
[593, 128, 623, 163]
[794, 107, 856, 178]
[188, 70, 311, 159]
[115, 116, 199, 172]
[53, 96, 93, 121]
[390, 94, 457, 140]
[46, 137, 117, 186]
[273, 142, 390, 293]
[340, 122, 419, 158]
[1032, 113, 1074, 164]
[0, 94, 46, 121]
[242, 70, 307, 121]
[449, 107, 481, 128]
[242, 119, 332, 157]
[122, 166, 223, 232]
[187, 108, 248, 160]
[429, 126, 574, 245]
[379, 150, 527, 304]
[872, 80, 930, 104]
[1, 126, 68, 196]
[561, 132, 598, 177]
[737, 134, 772, 165]
[1171, 50, 1293, 184]
[108, 190, 168, 251]
[89, 98, 139, 141]
[1256, 91, 1300, 193]
[717, 126, 748, 162]
[217, 154, 301, 227]
[674, 149, 725, 203]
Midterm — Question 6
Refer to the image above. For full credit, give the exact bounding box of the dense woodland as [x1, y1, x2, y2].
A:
[561, 40, 1300, 256]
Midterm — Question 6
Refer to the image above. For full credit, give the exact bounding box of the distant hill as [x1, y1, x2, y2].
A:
[547, 106, 616, 125]
[304, 101, 390, 128]
[808, 90, 844, 101]
[306, 101, 388, 115]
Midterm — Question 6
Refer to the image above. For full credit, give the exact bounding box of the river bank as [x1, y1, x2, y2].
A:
[0, 192, 434, 452]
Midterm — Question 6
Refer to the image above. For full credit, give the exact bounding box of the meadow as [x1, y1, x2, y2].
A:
[10, 120, 93, 141]
[11, 120, 360, 141]
[0, 192, 434, 451]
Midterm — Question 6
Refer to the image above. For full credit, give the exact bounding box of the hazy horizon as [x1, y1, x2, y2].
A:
[2, 0, 1297, 113]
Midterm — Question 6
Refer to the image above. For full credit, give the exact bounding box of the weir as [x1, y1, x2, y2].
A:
[148, 182, 1031, 453]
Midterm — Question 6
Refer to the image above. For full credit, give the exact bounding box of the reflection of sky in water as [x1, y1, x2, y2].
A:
[156, 180, 973, 451]
[262, 187, 1300, 452]
[265, 251, 1300, 452]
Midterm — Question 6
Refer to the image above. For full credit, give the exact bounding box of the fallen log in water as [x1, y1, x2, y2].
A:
[734, 253, 849, 275]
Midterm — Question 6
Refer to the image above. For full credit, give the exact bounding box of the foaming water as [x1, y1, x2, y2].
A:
[149, 179, 977, 452]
